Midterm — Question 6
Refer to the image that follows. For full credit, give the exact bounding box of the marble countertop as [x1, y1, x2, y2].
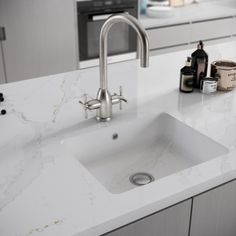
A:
[1, 39, 236, 236]
[140, 0, 236, 29]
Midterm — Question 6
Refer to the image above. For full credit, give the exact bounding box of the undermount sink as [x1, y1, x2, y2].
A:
[63, 113, 228, 194]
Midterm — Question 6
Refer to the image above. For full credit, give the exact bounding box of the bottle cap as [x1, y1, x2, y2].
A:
[186, 57, 192, 66]
[197, 40, 204, 49]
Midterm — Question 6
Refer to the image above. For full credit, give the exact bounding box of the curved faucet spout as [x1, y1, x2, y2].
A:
[99, 13, 150, 90]
[79, 13, 150, 122]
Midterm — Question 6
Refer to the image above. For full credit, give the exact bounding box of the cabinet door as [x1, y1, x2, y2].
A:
[105, 200, 191, 236]
[190, 180, 236, 236]
[0, 0, 77, 83]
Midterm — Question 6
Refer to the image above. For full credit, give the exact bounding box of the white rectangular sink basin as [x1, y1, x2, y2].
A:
[63, 113, 228, 194]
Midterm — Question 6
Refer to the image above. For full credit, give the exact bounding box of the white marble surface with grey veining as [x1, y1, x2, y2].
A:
[0, 40, 236, 236]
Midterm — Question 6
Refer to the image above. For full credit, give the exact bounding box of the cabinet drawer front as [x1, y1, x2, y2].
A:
[147, 24, 190, 50]
[233, 18, 236, 35]
[105, 200, 191, 236]
[191, 18, 233, 41]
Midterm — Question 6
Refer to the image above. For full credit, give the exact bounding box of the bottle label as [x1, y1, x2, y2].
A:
[196, 58, 206, 86]
[180, 75, 194, 92]
[217, 70, 236, 91]
[200, 80, 217, 94]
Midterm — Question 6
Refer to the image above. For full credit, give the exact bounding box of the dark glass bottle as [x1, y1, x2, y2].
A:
[179, 57, 194, 93]
[191, 41, 208, 88]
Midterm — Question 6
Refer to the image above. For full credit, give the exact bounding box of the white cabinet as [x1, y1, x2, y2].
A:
[105, 200, 192, 236]
[104, 179, 236, 236]
[147, 24, 190, 50]
[147, 17, 236, 52]
[0, 0, 78, 83]
[190, 180, 236, 236]
[190, 17, 234, 42]
[233, 17, 236, 35]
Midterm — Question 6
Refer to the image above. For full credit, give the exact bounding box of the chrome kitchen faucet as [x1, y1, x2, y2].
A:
[80, 13, 149, 121]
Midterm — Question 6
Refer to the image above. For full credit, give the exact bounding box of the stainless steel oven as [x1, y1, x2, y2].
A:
[77, 0, 138, 68]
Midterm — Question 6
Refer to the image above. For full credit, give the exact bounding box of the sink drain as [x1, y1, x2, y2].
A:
[129, 172, 155, 186]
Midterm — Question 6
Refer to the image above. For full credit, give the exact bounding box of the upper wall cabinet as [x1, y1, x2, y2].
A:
[105, 199, 191, 236]
[0, 0, 78, 83]
[190, 180, 236, 236]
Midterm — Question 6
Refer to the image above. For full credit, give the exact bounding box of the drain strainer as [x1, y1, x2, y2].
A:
[129, 172, 155, 186]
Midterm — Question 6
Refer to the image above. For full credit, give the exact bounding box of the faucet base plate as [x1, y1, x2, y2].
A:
[96, 117, 111, 122]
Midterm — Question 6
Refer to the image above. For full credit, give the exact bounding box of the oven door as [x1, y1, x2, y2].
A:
[78, 10, 137, 68]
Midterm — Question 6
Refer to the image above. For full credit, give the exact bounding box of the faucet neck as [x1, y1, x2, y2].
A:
[99, 13, 149, 90]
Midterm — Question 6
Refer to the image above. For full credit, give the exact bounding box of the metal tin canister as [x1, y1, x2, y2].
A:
[200, 77, 218, 94]
[211, 60, 236, 91]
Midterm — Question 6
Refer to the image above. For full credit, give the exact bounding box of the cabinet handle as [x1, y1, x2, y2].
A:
[0, 27, 6, 41]
[92, 14, 113, 21]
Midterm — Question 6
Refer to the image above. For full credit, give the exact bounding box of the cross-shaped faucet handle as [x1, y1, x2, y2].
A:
[79, 94, 88, 119]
